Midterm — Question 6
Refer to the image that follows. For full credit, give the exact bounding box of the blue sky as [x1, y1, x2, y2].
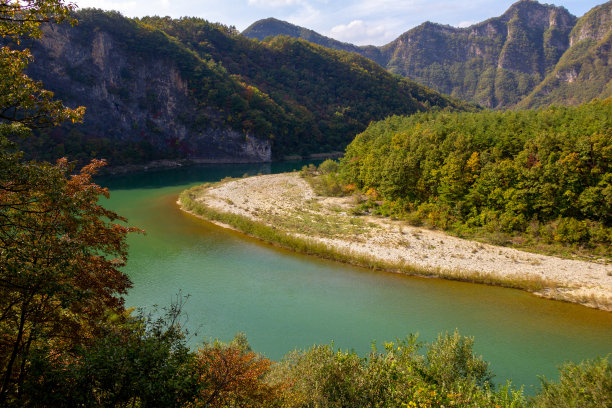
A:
[73, 0, 607, 45]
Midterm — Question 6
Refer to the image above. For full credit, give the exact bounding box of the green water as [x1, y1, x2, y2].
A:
[100, 162, 612, 393]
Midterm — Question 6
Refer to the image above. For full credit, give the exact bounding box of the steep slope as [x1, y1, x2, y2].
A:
[518, 1, 612, 108]
[244, 0, 606, 109]
[380, 0, 576, 108]
[22, 10, 273, 165]
[135, 16, 467, 156]
[242, 17, 362, 54]
[19, 10, 465, 166]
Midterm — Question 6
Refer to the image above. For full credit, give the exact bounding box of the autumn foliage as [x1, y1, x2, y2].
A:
[190, 335, 284, 408]
[339, 101, 612, 254]
[0, 154, 141, 402]
[0, 1, 143, 402]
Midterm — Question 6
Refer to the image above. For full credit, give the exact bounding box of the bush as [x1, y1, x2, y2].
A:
[318, 159, 339, 174]
[534, 356, 612, 408]
[301, 160, 348, 197]
[426, 330, 493, 390]
[554, 217, 591, 243]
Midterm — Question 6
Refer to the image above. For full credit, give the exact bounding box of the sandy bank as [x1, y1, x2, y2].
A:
[179, 173, 612, 311]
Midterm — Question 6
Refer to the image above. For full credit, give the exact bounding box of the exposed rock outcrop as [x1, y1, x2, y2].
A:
[518, 1, 612, 108]
[26, 21, 271, 164]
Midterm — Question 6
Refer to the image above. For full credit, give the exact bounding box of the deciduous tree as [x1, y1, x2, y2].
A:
[191, 333, 284, 407]
[1, 0, 84, 127]
[0, 150, 139, 402]
[0, 1, 139, 403]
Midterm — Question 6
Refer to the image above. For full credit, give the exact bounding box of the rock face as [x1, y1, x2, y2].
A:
[26, 21, 271, 163]
[380, 0, 576, 108]
[570, 1, 612, 45]
[518, 1, 612, 108]
[244, 0, 611, 109]
[18, 10, 461, 166]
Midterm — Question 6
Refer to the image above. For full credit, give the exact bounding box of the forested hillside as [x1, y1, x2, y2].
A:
[245, 0, 612, 109]
[19, 9, 465, 166]
[2, 1, 610, 405]
[339, 99, 612, 254]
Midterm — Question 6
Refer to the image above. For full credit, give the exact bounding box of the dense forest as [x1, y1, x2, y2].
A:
[17, 9, 467, 166]
[336, 99, 612, 255]
[137, 14, 462, 154]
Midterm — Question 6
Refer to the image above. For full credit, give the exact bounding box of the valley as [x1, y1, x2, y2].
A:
[1, 0, 610, 405]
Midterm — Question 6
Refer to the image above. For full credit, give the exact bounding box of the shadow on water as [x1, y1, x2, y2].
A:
[97, 161, 315, 190]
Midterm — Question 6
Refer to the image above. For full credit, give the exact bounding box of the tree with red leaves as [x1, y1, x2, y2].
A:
[0, 1, 140, 402]
[191, 333, 285, 408]
[0, 150, 140, 402]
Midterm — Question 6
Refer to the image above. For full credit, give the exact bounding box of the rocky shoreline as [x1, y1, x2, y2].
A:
[179, 173, 612, 311]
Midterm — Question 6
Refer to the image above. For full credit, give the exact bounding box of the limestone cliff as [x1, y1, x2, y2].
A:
[518, 1, 612, 108]
[375, 0, 576, 108]
[25, 18, 271, 164]
[16, 9, 466, 166]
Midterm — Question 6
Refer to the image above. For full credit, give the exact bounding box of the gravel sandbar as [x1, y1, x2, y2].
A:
[182, 173, 612, 311]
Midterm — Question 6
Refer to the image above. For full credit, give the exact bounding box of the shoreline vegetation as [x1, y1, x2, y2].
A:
[178, 172, 612, 311]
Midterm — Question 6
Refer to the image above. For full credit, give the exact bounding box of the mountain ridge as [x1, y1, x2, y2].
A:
[242, 17, 386, 65]
[518, 1, 612, 107]
[243, 0, 611, 109]
[18, 9, 466, 165]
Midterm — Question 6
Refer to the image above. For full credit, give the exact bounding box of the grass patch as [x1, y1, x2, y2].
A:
[259, 208, 370, 238]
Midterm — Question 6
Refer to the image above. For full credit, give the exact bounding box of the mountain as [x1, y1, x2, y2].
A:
[242, 17, 364, 55]
[380, 0, 576, 108]
[242, 17, 384, 64]
[244, 0, 612, 109]
[518, 1, 612, 108]
[18, 9, 466, 166]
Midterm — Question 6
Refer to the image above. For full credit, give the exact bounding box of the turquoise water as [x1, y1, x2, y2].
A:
[100, 163, 612, 393]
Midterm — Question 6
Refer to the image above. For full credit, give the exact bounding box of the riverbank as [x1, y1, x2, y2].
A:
[178, 173, 612, 311]
[99, 158, 265, 175]
[99, 152, 343, 175]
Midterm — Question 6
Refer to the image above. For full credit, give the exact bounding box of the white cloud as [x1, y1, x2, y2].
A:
[76, 0, 137, 10]
[247, 0, 304, 7]
[70, 0, 606, 43]
[75, 0, 163, 16]
[329, 19, 393, 45]
[287, 4, 322, 27]
[457, 20, 476, 28]
[351, 0, 427, 15]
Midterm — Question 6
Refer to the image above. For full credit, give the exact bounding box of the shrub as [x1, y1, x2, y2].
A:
[534, 356, 612, 408]
[426, 330, 494, 390]
[318, 159, 339, 175]
[554, 217, 590, 243]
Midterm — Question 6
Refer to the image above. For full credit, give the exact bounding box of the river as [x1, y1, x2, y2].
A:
[99, 162, 612, 393]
